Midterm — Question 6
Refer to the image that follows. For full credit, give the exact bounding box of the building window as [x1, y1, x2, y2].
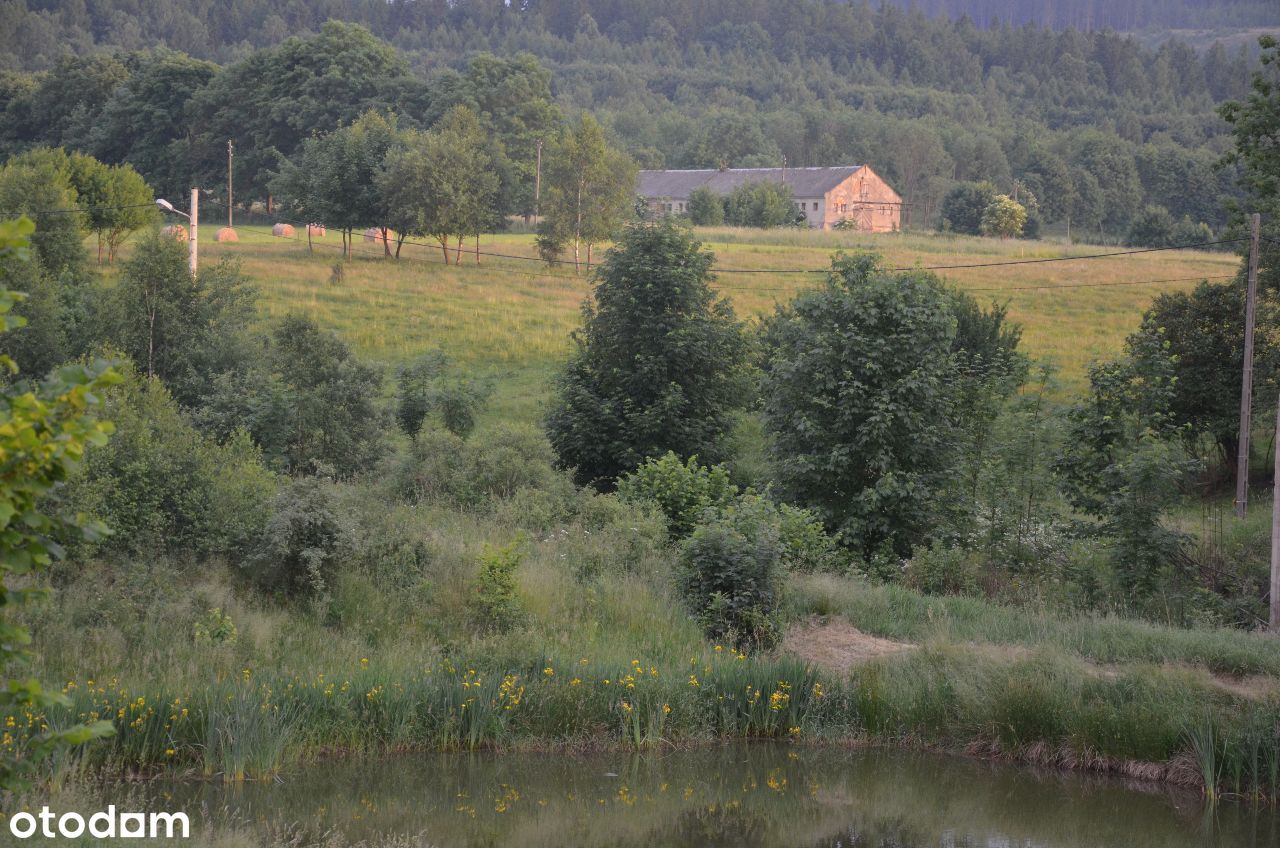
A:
[812, 202, 818, 211]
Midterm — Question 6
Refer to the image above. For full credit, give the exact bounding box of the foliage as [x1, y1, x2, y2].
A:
[0, 217, 116, 791]
[724, 181, 799, 228]
[979, 194, 1026, 238]
[546, 219, 749, 488]
[1056, 323, 1198, 594]
[394, 350, 490, 439]
[247, 476, 350, 598]
[677, 496, 784, 650]
[535, 115, 636, 271]
[0, 150, 87, 279]
[377, 107, 500, 263]
[686, 186, 724, 226]
[105, 230, 257, 406]
[468, 540, 525, 633]
[1129, 280, 1279, 465]
[939, 181, 997, 235]
[1126, 205, 1214, 248]
[198, 316, 385, 478]
[616, 452, 739, 539]
[396, 424, 560, 508]
[1218, 35, 1280, 294]
[762, 253, 957, 557]
[66, 363, 275, 557]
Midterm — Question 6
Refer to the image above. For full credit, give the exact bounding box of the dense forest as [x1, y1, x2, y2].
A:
[0, 1, 1271, 238]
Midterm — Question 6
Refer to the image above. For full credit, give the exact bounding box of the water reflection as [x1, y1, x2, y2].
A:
[138, 744, 1278, 847]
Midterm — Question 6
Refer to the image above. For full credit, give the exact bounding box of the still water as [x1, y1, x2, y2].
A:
[140, 744, 1278, 847]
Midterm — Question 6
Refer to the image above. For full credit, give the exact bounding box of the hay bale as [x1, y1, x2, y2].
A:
[272, 223, 296, 238]
[214, 227, 238, 243]
[362, 227, 395, 244]
[160, 224, 188, 242]
[306, 224, 325, 238]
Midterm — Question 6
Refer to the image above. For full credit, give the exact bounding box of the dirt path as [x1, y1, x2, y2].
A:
[783, 617, 1280, 701]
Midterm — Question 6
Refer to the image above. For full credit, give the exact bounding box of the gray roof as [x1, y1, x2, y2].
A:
[637, 166, 865, 200]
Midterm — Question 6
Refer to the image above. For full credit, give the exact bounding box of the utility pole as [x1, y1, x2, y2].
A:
[534, 138, 543, 227]
[189, 187, 199, 276]
[227, 140, 234, 228]
[1236, 212, 1261, 517]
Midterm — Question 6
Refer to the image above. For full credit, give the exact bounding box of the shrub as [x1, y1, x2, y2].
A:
[678, 497, 784, 650]
[903, 542, 981, 596]
[687, 185, 724, 226]
[616, 451, 738, 538]
[246, 477, 351, 598]
[394, 350, 490, 439]
[468, 540, 525, 633]
[395, 425, 561, 507]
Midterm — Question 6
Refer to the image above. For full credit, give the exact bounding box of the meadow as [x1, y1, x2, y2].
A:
[17, 222, 1273, 807]
[183, 224, 1239, 425]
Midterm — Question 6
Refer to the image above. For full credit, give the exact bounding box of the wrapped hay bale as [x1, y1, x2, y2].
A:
[215, 227, 238, 242]
[272, 223, 296, 238]
[160, 225, 188, 242]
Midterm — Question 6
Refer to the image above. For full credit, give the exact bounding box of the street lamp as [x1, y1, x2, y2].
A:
[155, 188, 199, 275]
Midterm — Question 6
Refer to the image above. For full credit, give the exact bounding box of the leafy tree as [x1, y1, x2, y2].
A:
[616, 451, 738, 539]
[0, 217, 116, 791]
[939, 181, 997, 235]
[536, 115, 636, 272]
[0, 150, 86, 278]
[1129, 280, 1279, 466]
[378, 107, 500, 264]
[89, 49, 219, 200]
[199, 316, 384, 478]
[546, 220, 748, 488]
[724, 181, 797, 228]
[979, 194, 1026, 238]
[1219, 34, 1280, 294]
[272, 111, 400, 259]
[248, 477, 350, 598]
[686, 186, 724, 226]
[187, 22, 425, 200]
[106, 230, 257, 406]
[65, 154, 156, 263]
[762, 253, 958, 557]
[1055, 325, 1196, 595]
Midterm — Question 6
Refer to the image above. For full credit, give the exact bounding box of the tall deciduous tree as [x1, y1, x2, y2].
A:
[536, 115, 636, 272]
[762, 254, 958, 557]
[378, 106, 500, 264]
[546, 219, 748, 488]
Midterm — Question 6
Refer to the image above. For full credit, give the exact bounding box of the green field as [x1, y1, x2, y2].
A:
[189, 225, 1240, 423]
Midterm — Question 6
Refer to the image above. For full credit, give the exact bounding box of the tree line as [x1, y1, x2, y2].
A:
[0, 12, 1267, 240]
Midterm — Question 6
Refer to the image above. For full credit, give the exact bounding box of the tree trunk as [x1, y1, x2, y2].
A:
[574, 181, 584, 274]
[97, 235, 103, 264]
[439, 238, 450, 265]
[586, 242, 592, 269]
[307, 225, 313, 253]
[147, 307, 156, 379]
[381, 226, 391, 257]
[475, 234, 480, 265]
[395, 234, 405, 259]
[455, 235, 463, 266]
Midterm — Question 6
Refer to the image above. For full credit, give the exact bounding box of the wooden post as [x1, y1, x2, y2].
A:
[1236, 213, 1261, 517]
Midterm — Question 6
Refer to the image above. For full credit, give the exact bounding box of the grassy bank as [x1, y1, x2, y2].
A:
[12, 473, 1280, 800]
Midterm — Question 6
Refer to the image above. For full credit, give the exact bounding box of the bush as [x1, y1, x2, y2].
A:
[394, 350, 490, 439]
[616, 451, 738, 538]
[65, 363, 276, 558]
[468, 540, 525, 633]
[724, 181, 799, 228]
[678, 497, 784, 650]
[395, 424, 560, 507]
[687, 186, 725, 226]
[246, 477, 351, 598]
[903, 542, 981, 596]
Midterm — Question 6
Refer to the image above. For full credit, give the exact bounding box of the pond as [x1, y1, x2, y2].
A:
[121, 744, 1280, 847]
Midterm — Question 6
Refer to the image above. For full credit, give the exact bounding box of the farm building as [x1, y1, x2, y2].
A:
[637, 165, 903, 232]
